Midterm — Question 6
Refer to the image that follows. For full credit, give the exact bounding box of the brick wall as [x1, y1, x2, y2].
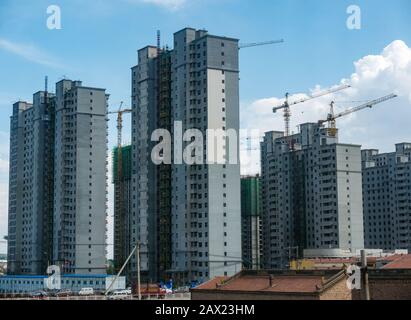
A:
[320, 278, 353, 300]
[352, 278, 411, 300]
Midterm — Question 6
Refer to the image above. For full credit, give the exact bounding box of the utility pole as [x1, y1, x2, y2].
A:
[361, 250, 371, 301]
[105, 242, 140, 296]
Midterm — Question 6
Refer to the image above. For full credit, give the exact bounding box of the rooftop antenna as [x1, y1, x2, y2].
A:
[157, 30, 161, 56]
[45, 76, 48, 104]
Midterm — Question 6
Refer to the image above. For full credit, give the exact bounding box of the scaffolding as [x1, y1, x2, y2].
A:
[42, 86, 55, 273]
[157, 43, 172, 282]
[112, 145, 132, 276]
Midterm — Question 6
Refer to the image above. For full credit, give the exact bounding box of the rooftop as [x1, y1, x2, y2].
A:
[382, 255, 411, 269]
[192, 270, 346, 295]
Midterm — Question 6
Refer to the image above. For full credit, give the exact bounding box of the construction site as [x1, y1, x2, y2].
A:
[2, 15, 410, 302]
[107, 26, 406, 290]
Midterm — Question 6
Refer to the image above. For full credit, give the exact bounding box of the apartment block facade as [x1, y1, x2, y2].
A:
[131, 28, 242, 284]
[8, 90, 55, 275]
[7, 80, 108, 275]
[362, 143, 411, 251]
[261, 123, 364, 269]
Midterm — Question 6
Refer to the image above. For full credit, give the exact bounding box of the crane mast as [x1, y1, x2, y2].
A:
[273, 84, 351, 137]
[108, 103, 132, 272]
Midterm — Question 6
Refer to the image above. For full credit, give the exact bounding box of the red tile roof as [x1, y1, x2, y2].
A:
[195, 276, 228, 290]
[194, 271, 346, 294]
[382, 255, 411, 269]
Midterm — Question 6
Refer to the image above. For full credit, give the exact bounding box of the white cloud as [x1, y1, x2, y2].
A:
[0, 38, 64, 69]
[0, 159, 8, 175]
[241, 40, 411, 175]
[125, 0, 187, 10]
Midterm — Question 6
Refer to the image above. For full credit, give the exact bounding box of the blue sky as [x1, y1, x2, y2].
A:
[1, 0, 410, 117]
[1, 0, 411, 252]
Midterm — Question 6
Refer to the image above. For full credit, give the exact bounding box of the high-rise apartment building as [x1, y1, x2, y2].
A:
[8, 91, 55, 275]
[241, 176, 262, 270]
[131, 45, 172, 283]
[53, 80, 108, 274]
[362, 143, 411, 251]
[131, 28, 242, 284]
[7, 79, 108, 275]
[261, 123, 364, 269]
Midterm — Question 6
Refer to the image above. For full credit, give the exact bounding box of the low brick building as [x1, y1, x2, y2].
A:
[191, 270, 352, 300]
[353, 269, 411, 300]
[192, 268, 411, 300]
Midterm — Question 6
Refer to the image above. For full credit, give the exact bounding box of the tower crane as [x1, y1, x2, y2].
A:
[273, 84, 351, 137]
[108, 102, 132, 149]
[107, 102, 132, 271]
[319, 93, 398, 137]
[239, 39, 284, 50]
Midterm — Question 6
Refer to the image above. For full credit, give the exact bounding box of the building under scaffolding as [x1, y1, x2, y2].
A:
[157, 48, 172, 282]
[241, 176, 262, 270]
[112, 145, 132, 280]
[131, 28, 242, 285]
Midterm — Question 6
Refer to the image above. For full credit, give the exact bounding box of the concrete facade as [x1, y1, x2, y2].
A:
[131, 45, 161, 282]
[8, 101, 31, 275]
[362, 143, 411, 251]
[261, 123, 364, 269]
[53, 80, 108, 274]
[7, 92, 54, 275]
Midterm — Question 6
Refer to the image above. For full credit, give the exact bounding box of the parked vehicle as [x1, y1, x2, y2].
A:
[78, 288, 94, 296]
[56, 289, 73, 297]
[94, 290, 105, 296]
[174, 286, 190, 294]
[133, 283, 166, 299]
[107, 290, 131, 300]
[30, 291, 49, 298]
[46, 290, 59, 297]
